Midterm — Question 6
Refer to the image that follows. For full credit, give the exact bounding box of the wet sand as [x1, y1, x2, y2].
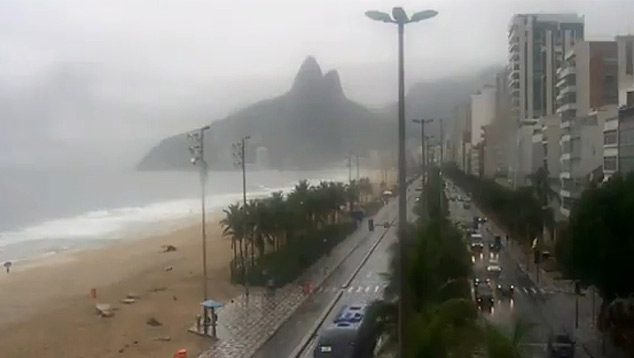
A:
[0, 213, 240, 358]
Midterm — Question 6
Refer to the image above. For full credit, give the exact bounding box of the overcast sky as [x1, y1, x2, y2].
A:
[1, 0, 633, 168]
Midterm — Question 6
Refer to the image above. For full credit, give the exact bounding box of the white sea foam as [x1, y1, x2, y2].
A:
[0, 184, 296, 253]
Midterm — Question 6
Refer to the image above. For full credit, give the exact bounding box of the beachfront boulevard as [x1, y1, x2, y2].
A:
[196, 180, 419, 358]
[448, 181, 627, 358]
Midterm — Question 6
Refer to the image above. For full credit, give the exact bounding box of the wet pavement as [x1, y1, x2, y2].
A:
[448, 182, 627, 358]
[196, 181, 420, 358]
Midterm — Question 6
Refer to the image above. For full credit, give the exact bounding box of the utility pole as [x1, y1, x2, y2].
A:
[412, 119, 433, 182]
[347, 155, 352, 183]
[233, 136, 251, 299]
[187, 124, 211, 334]
[356, 155, 360, 180]
[439, 119, 444, 165]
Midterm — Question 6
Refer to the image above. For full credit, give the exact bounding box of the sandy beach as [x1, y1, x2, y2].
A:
[0, 212, 241, 358]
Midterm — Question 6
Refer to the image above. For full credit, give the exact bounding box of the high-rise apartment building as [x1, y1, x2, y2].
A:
[508, 14, 584, 186]
[556, 41, 619, 216]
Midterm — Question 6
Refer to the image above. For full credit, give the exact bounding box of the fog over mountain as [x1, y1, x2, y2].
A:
[138, 57, 394, 170]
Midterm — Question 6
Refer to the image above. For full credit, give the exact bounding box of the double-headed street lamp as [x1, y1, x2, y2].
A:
[365, 7, 437, 358]
[187, 124, 211, 333]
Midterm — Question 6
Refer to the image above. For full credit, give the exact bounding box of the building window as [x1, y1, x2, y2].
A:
[628, 91, 634, 107]
[604, 156, 617, 171]
[603, 56, 618, 65]
[604, 130, 618, 145]
[604, 75, 618, 103]
[627, 40, 633, 75]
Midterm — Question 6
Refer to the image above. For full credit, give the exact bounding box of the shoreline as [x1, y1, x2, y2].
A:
[0, 211, 241, 358]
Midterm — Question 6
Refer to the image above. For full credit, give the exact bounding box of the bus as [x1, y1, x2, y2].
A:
[313, 304, 380, 358]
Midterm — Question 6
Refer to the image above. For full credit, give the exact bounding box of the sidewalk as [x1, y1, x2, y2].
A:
[196, 200, 396, 358]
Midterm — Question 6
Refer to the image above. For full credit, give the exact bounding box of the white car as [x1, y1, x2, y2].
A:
[486, 265, 502, 277]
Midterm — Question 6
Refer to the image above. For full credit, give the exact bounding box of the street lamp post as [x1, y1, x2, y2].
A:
[233, 136, 251, 299]
[412, 119, 433, 182]
[365, 7, 437, 358]
[187, 124, 211, 333]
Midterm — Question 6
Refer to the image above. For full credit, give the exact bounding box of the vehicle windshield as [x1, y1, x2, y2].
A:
[1, 1, 630, 358]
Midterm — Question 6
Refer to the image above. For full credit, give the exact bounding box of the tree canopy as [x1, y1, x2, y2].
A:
[556, 172, 634, 300]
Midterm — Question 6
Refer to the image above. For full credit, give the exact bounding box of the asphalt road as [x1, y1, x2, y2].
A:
[447, 182, 590, 358]
[250, 180, 420, 358]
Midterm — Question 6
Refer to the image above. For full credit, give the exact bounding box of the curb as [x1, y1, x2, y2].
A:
[244, 200, 397, 358]
[343, 214, 397, 289]
[289, 290, 344, 358]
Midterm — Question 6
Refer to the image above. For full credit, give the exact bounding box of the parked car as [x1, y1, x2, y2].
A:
[547, 332, 575, 358]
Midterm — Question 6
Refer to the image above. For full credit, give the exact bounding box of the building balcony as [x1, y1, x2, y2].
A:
[509, 85, 520, 95]
[508, 41, 519, 52]
[560, 206, 571, 217]
[508, 77, 520, 87]
[556, 85, 576, 100]
[559, 189, 572, 199]
[560, 120, 572, 130]
[509, 51, 520, 62]
[556, 102, 577, 115]
[604, 116, 618, 131]
[557, 66, 575, 79]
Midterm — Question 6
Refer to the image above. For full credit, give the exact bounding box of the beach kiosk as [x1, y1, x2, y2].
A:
[200, 299, 223, 338]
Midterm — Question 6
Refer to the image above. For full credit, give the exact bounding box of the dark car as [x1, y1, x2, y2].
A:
[489, 241, 501, 253]
[475, 285, 494, 310]
[470, 241, 485, 253]
[547, 333, 575, 358]
[495, 278, 515, 298]
[473, 277, 490, 287]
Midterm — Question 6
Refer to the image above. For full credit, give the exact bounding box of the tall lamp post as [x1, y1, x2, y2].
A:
[187, 125, 211, 332]
[233, 136, 251, 299]
[412, 118, 433, 182]
[365, 7, 437, 358]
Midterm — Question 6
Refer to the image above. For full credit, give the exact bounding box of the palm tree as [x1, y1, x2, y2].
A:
[265, 191, 288, 251]
[220, 203, 246, 278]
[358, 177, 373, 203]
[327, 181, 347, 224]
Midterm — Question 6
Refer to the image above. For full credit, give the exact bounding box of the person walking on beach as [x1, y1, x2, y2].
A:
[3, 261, 12, 274]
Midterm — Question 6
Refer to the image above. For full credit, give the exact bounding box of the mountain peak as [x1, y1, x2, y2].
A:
[323, 70, 344, 98]
[291, 56, 323, 94]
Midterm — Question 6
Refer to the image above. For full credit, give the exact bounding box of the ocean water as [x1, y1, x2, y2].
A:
[0, 167, 351, 263]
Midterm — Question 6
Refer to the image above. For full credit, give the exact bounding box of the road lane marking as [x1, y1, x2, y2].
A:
[530, 287, 537, 294]
[365, 286, 371, 293]
[348, 286, 354, 293]
[375, 285, 380, 293]
[356, 286, 363, 293]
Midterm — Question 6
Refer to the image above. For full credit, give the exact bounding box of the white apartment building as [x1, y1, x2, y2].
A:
[617, 35, 634, 106]
[556, 41, 619, 216]
[470, 85, 496, 145]
[604, 36, 634, 180]
[508, 13, 584, 187]
[450, 102, 471, 172]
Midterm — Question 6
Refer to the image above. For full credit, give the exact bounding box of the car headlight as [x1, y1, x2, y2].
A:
[510, 285, 514, 290]
[497, 285, 502, 289]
